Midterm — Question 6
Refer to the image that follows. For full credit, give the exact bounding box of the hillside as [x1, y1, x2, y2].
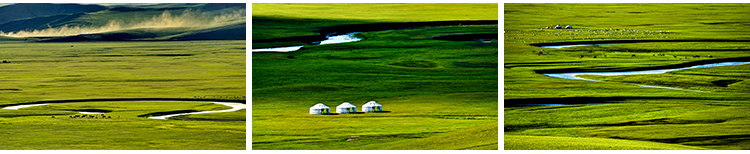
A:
[0, 13, 91, 32]
[0, 3, 107, 24]
[0, 3, 245, 41]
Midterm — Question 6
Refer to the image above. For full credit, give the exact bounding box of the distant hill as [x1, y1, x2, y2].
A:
[168, 23, 246, 41]
[0, 3, 108, 24]
[0, 3, 245, 41]
[0, 13, 90, 32]
[35, 23, 246, 42]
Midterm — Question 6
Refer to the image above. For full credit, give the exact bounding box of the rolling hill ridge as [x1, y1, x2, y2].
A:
[0, 3, 245, 41]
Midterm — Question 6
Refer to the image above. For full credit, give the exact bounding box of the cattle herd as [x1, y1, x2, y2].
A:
[66, 114, 114, 119]
[535, 49, 714, 59]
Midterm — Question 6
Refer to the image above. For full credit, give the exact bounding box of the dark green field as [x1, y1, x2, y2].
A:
[505, 3, 750, 150]
[0, 3, 246, 150]
[252, 3, 498, 150]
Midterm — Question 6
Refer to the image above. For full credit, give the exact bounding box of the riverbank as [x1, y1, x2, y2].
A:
[251, 32, 362, 52]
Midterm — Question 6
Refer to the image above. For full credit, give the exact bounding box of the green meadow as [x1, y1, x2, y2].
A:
[505, 3, 750, 150]
[0, 40, 246, 149]
[0, 101, 244, 150]
[0, 3, 246, 150]
[252, 3, 498, 150]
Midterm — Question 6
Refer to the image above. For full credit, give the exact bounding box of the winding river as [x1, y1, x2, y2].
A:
[542, 61, 750, 92]
[251, 32, 362, 52]
[1, 99, 246, 120]
[539, 43, 624, 49]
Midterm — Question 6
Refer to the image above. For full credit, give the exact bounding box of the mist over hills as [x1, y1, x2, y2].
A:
[0, 3, 246, 41]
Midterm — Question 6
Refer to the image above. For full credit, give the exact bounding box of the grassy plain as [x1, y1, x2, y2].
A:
[252, 3, 498, 48]
[252, 3, 498, 150]
[0, 40, 246, 149]
[0, 101, 244, 150]
[505, 3, 750, 150]
[0, 41, 245, 103]
[253, 25, 498, 150]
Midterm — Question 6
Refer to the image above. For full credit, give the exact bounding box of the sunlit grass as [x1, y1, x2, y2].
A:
[0, 40, 245, 149]
[252, 22, 497, 149]
[505, 3, 750, 150]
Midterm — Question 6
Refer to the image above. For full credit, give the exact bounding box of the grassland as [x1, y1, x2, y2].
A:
[505, 3, 750, 150]
[0, 40, 246, 149]
[505, 135, 706, 150]
[252, 3, 498, 150]
[0, 41, 245, 103]
[0, 101, 244, 150]
[252, 3, 497, 48]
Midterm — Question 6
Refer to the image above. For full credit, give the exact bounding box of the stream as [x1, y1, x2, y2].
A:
[1, 100, 246, 120]
[542, 61, 750, 92]
[251, 32, 361, 52]
[539, 43, 624, 48]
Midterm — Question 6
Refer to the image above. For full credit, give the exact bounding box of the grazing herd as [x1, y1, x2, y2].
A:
[507, 26, 679, 44]
[65, 114, 116, 119]
[535, 49, 715, 60]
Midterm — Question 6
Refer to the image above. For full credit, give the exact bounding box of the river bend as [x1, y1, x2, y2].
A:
[1, 99, 246, 120]
[542, 61, 750, 92]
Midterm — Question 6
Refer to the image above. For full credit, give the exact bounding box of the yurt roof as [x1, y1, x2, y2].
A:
[311, 103, 329, 109]
[363, 101, 382, 107]
[337, 102, 356, 108]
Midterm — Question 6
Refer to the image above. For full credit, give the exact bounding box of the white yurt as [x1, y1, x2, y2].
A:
[362, 101, 383, 112]
[309, 103, 330, 115]
[336, 102, 357, 114]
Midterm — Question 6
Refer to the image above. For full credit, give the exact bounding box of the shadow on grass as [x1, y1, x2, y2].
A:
[168, 115, 245, 121]
[137, 110, 199, 117]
